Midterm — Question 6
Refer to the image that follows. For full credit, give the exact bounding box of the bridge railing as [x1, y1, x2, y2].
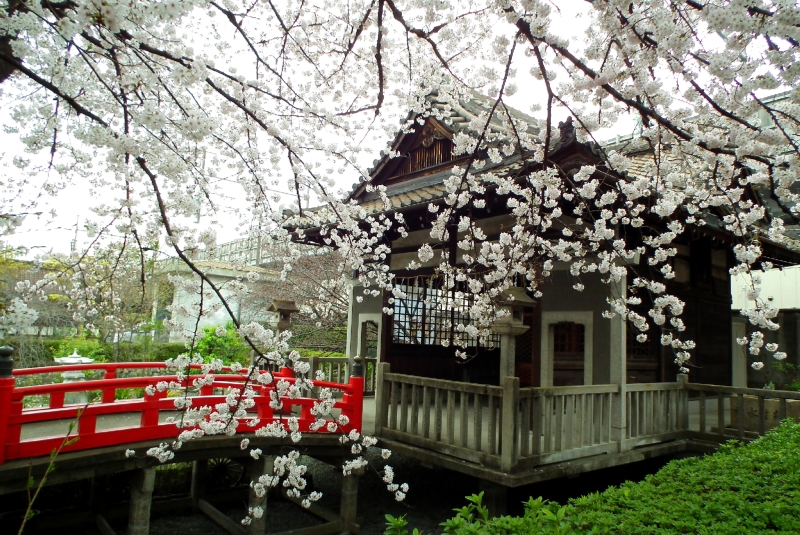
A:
[373, 363, 800, 474]
[0, 359, 364, 465]
[264, 357, 378, 395]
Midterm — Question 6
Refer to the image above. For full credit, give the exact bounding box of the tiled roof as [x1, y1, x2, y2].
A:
[359, 184, 449, 213]
[297, 92, 794, 235]
[355, 156, 528, 215]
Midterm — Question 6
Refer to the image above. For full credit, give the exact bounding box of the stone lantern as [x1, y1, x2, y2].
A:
[268, 299, 300, 333]
[490, 287, 536, 380]
[54, 349, 95, 404]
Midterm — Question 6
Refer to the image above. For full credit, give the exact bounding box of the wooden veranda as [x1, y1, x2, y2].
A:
[371, 363, 800, 487]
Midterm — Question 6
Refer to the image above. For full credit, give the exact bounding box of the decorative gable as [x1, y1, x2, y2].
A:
[386, 117, 454, 180]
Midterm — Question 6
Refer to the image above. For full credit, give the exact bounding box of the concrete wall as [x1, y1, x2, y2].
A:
[168, 274, 276, 342]
[732, 267, 800, 388]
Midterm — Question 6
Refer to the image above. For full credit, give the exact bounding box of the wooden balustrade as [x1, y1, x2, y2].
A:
[373, 364, 800, 475]
[374, 364, 624, 471]
[625, 382, 684, 447]
[684, 383, 800, 443]
[516, 384, 619, 469]
[375, 364, 505, 468]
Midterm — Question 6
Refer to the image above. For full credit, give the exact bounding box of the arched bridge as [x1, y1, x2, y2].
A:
[0, 350, 364, 466]
[0, 347, 369, 535]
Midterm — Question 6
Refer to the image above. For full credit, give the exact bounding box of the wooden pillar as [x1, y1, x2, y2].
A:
[128, 468, 156, 535]
[676, 374, 689, 431]
[609, 276, 628, 452]
[374, 362, 391, 438]
[340, 467, 363, 534]
[731, 319, 747, 388]
[190, 459, 208, 512]
[479, 479, 507, 518]
[500, 376, 520, 472]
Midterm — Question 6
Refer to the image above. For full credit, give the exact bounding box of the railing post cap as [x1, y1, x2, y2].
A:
[676, 374, 688, 384]
[351, 355, 364, 378]
[0, 345, 13, 378]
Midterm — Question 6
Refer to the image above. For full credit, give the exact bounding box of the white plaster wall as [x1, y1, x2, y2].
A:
[732, 266, 800, 311]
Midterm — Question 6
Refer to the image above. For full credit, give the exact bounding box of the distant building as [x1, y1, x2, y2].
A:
[732, 266, 800, 388]
[156, 259, 280, 342]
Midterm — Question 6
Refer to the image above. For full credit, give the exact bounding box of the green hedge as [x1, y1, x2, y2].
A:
[4, 337, 187, 365]
[400, 419, 800, 535]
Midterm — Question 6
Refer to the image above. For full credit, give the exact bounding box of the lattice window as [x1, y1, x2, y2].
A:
[392, 275, 500, 348]
[553, 322, 584, 356]
[627, 327, 657, 360]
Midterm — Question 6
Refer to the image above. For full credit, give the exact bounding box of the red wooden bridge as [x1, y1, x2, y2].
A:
[0, 352, 364, 465]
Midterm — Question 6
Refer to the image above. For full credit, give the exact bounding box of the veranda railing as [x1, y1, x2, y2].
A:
[373, 363, 800, 474]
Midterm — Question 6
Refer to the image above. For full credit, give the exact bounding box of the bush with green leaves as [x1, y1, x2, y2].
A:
[50, 335, 111, 362]
[195, 322, 250, 365]
[569, 419, 800, 534]
[291, 348, 347, 359]
[4, 337, 187, 367]
[404, 419, 800, 535]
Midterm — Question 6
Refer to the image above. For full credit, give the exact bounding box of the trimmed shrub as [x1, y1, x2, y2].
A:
[569, 419, 800, 534]
[421, 419, 800, 535]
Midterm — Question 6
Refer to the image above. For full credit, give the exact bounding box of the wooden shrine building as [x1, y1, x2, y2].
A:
[297, 92, 800, 506]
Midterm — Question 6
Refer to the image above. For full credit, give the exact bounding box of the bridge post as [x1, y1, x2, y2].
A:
[500, 376, 520, 473]
[608, 277, 628, 453]
[676, 374, 689, 431]
[0, 345, 15, 465]
[128, 467, 156, 535]
[345, 357, 364, 433]
[246, 454, 275, 535]
[340, 466, 363, 534]
[190, 459, 208, 511]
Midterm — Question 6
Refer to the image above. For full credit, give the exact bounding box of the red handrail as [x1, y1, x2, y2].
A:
[1, 362, 364, 465]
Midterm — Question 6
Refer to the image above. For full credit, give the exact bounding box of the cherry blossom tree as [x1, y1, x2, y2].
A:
[2, 0, 800, 524]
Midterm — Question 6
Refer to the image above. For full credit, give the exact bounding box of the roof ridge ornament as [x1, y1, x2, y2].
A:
[558, 116, 576, 145]
[548, 116, 577, 155]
